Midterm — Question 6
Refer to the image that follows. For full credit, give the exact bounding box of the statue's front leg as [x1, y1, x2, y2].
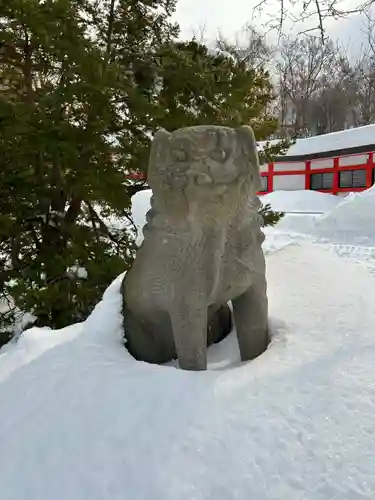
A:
[170, 298, 208, 371]
[232, 275, 269, 362]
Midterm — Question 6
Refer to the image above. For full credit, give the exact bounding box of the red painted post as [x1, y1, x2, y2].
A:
[305, 160, 311, 190]
[333, 157, 339, 195]
[366, 152, 374, 189]
[268, 162, 274, 192]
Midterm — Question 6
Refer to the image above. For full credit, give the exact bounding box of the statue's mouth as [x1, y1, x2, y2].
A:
[170, 168, 244, 199]
[185, 169, 212, 186]
[185, 168, 240, 186]
[184, 179, 228, 199]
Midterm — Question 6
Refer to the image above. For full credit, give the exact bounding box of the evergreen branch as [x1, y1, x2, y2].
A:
[65, 196, 83, 225]
[104, 0, 117, 67]
[84, 201, 120, 245]
[10, 235, 22, 271]
[0, 269, 18, 287]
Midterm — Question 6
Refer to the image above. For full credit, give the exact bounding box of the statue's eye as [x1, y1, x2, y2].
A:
[172, 149, 188, 162]
[210, 149, 229, 162]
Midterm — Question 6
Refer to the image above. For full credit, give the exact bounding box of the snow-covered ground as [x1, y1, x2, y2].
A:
[1, 188, 375, 500]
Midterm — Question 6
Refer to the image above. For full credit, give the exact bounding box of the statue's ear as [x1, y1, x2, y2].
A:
[235, 125, 261, 191]
[147, 128, 171, 187]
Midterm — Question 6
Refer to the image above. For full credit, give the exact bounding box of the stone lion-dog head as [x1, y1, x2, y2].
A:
[146, 125, 261, 218]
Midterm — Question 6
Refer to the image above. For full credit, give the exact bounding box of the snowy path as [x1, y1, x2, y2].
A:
[1, 242, 375, 500]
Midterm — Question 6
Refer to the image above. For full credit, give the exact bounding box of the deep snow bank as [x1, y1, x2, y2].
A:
[261, 189, 341, 214]
[1, 242, 375, 500]
[313, 185, 375, 245]
[132, 189, 339, 222]
[131, 189, 340, 249]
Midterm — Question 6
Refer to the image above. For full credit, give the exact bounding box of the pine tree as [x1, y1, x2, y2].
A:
[0, 0, 177, 334]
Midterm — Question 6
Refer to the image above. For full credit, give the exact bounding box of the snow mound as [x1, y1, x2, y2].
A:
[0, 323, 80, 384]
[1, 242, 375, 500]
[261, 189, 341, 214]
[130, 188, 345, 249]
[131, 189, 152, 245]
[133, 189, 340, 220]
[313, 185, 375, 245]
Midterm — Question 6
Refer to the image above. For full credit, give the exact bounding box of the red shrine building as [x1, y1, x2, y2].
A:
[258, 124, 375, 197]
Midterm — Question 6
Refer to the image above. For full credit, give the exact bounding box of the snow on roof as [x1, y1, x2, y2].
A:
[257, 123, 375, 158]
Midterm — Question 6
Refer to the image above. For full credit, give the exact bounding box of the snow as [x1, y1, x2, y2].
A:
[76, 267, 88, 279]
[131, 189, 152, 245]
[133, 189, 340, 221]
[1, 242, 375, 499]
[67, 265, 88, 280]
[259, 186, 375, 248]
[2, 186, 375, 499]
[261, 189, 341, 214]
[130, 188, 343, 245]
[313, 185, 375, 246]
[262, 185, 375, 248]
[0, 323, 81, 384]
[258, 123, 375, 158]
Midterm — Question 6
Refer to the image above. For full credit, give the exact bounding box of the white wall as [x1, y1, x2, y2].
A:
[339, 154, 368, 166]
[274, 162, 305, 172]
[310, 159, 334, 170]
[273, 174, 305, 190]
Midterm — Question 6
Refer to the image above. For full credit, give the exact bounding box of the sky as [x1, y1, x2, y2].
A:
[173, 0, 367, 57]
[174, 0, 257, 41]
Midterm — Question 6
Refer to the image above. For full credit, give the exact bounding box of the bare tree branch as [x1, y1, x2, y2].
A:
[252, 0, 375, 42]
[216, 25, 273, 70]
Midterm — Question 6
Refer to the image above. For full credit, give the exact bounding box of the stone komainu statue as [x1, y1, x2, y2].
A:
[122, 125, 269, 371]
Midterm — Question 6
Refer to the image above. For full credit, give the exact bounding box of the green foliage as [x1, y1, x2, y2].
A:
[0, 0, 176, 332]
[259, 203, 285, 227]
[258, 137, 294, 165]
[154, 40, 276, 130]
